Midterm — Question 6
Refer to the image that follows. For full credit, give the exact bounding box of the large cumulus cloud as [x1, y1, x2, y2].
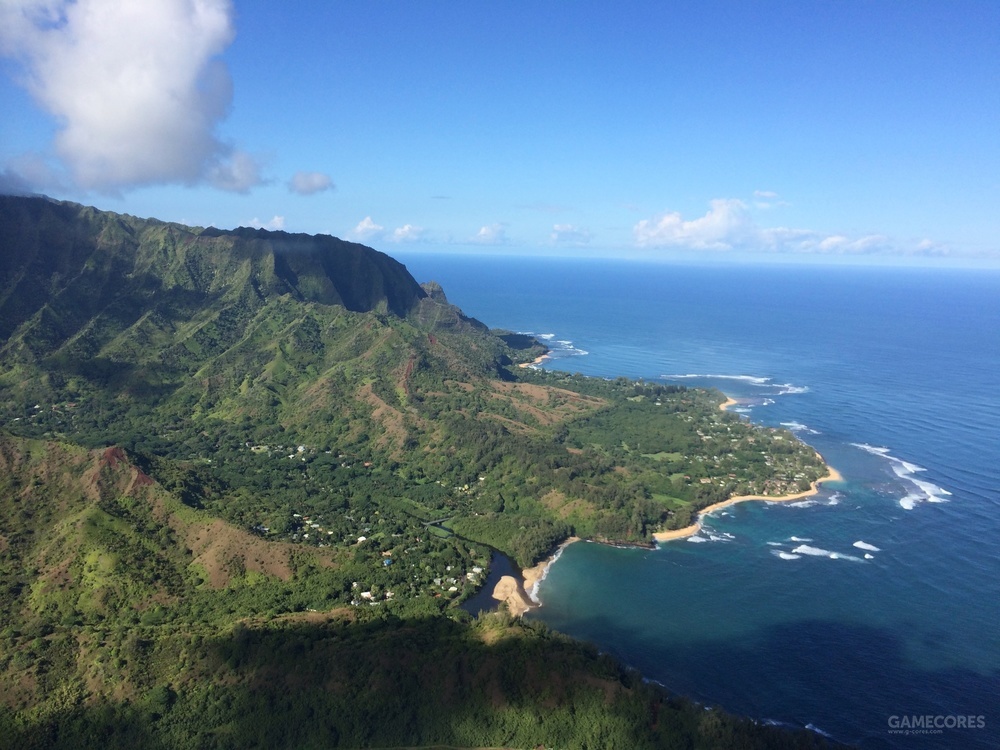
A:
[0, 0, 262, 193]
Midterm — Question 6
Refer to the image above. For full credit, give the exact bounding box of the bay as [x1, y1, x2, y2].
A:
[398, 253, 1000, 749]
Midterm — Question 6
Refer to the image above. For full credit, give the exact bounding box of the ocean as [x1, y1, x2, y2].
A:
[398, 253, 1000, 749]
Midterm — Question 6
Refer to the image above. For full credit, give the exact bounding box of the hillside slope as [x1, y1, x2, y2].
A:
[0, 432, 843, 750]
[0, 196, 828, 568]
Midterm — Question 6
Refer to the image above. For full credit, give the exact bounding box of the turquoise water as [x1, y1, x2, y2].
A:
[398, 255, 1000, 749]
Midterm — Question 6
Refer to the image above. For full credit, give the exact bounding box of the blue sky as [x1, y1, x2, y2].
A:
[1, 1, 998, 264]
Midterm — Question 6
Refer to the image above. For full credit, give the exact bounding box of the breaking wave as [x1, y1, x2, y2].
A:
[780, 421, 820, 435]
[853, 541, 881, 552]
[662, 373, 809, 396]
[791, 544, 863, 562]
[851, 443, 952, 509]
[772, 551, 802, 560]
[521, 331, 588, 361]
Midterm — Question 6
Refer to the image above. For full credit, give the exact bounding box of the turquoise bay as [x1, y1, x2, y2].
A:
[398, 254, 1000, 749]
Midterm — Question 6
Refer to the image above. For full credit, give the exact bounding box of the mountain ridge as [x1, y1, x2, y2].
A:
[0, 195, 842, 748]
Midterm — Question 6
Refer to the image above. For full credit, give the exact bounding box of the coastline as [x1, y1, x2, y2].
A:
[652, 465, 844, 543]
[491, 536, 580, 616]
[501, 461, 844, 612]
[650, 392, 843, 543]
[518, 352, 551, 368]
[494, 393, 843, 609]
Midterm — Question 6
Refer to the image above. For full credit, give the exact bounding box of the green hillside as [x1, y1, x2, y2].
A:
[0, 196, 840, 748]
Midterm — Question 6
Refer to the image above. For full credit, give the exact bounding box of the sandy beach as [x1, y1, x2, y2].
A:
[494, 393, 843, 608]
[652, 465, 844, 543]
[719, 396, 738, 411]
[492, 536, 580, 616]
[517, 352, 551, 368]
[647, 393, 844, 542]
[490, 576, 534, 617]
[493, 465, 843, 612]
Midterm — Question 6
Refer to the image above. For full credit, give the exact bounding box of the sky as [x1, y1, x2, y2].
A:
[1, 0, 998, 265]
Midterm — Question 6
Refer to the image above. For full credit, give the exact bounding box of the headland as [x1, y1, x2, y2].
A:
[651, 465, 843, 543]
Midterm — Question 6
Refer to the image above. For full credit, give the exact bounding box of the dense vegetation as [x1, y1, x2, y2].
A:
[0, 196, 840, 748]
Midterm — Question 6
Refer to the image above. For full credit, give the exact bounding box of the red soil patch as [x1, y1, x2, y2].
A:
[183, 519, 296, 588]
[358, 382, 409, 452]
[132, 470, 154, 487]
[100, 446, 127, 470]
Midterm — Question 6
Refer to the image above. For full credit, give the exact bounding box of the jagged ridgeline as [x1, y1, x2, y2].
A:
[0, 195, 520, 431]
[0, 195, 826, 567]
[0, 197, 840, 749]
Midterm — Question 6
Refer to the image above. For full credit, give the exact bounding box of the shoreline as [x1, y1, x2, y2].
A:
[504, 460, 845, 613]
[491, 536, 580, 617]
[495, 392, 843, 610]
[651, 391, 843, 542]
[652, 464, 844, 543]
[517, 352, 551, 368]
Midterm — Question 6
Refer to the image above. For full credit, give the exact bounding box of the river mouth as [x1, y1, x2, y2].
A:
[459, 550, 520, 616]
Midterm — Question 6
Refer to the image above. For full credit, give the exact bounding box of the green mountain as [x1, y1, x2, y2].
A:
[0, 196, 840, 748]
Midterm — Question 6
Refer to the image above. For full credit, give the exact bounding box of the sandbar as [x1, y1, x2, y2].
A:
[492, 536, 580, 616]
[652, 464, 843, 543]
[491, 576, 534, 617]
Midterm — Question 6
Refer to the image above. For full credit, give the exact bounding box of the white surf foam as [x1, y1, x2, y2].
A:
[853, 541, 881, 552]
[780, 421, 820, 435]
[787, 499, 818, 508]
[806, 723, 833, 738]
[792, 544, 834, 557]
[864, 553, 874, 560]
[791, 544, 863, 562]
[525, 541, 571, 603]
[775, 383, 810, 395]
[789, 536, 813, 542]
[704, 531, 736, 542]
[686, 535, 708, 543]
[772, 551, 801, 560]
[664, 373, 771, 385]
[663, 374, 809, 397]
[851, 442, 952, 508]
[520, 332, 587, 359]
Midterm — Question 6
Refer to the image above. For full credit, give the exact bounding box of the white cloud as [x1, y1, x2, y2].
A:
[634, 197, 944, 257]
[914, 238, 952, 256]
[634, 199, 752, 250]
[817, 234, 891, 253]
[390, 224, 425, 243]
[207, 150, 265, 194]
[288, 171, 334, 196]
[248, 215, 285, 231]
[551, 224, 593, 245]
[350, 216, 384, 241]
[752, 189, 790, 210]
[472, 223, 508, 245]
[0, 0, 262, 193]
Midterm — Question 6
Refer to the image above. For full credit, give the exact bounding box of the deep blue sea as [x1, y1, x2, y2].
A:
[399, 254, 1000, 750]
